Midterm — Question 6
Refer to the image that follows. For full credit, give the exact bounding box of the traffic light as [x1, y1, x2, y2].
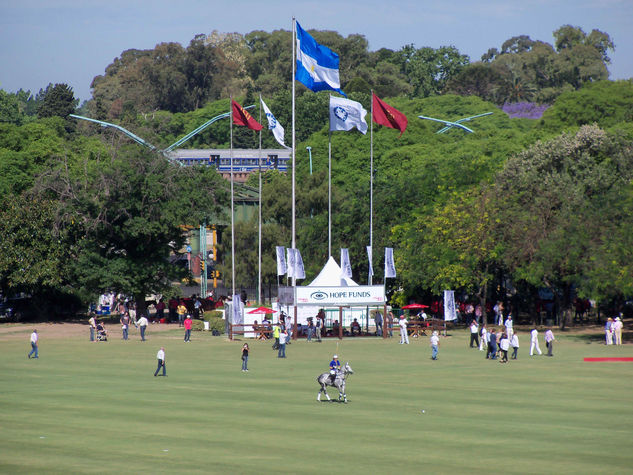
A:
[200, 261, 205, 270]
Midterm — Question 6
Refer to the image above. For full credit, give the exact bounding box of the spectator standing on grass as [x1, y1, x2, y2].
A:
[399, 315, 409, 344]
[89, 313, 97, 342]
[479, 324, 488, 352]
[469, 320, 479, 348]
[278, 330, 287, 358]
[184, 315, 192, 342]
[430, 331, 440, 360]
[137, 314, 149, 341]
[504, 315, 514, 339]
[605, 318, 614, 345]
[499, 333, 510, 363]
[154, 347, 166, 376]
[241, 343, 249, 372]
[510, 332, 519, 359]
[487, 329, 497, 359]
[530, 327, 542, 356]
[120, 313, 130, 340]
[28, 329, 39, 359]
[613, 316, 623, 345]
[545, 328, 555, 356]
[177, 301, 187, 327]
[374, 310, 383, 336]
[387, 311, 395, 337]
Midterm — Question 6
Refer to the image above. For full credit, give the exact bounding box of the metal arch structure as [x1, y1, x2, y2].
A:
[417, 112, 493, 134]
[70, 105, 255, 163]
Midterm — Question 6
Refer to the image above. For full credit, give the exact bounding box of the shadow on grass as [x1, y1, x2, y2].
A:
[565, 331, 632, 345]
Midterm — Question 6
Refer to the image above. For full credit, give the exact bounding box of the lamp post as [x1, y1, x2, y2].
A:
[306, 146, 312, 175]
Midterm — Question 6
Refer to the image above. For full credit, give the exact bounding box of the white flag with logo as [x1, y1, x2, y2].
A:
[261, 97, 286, 148]
[384, 247, 396, 278]
[287, 247, 295, 278]
[444, 290, 457, 321]
[340, 248, 353, 278]
[276, 246, 287, 276]
[366, 246, 373, 277]
[293, 248, 306, 279]
[329, 95, 368, 134]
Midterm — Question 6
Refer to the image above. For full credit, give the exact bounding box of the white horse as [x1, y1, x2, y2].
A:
[316, 361, 354, 402]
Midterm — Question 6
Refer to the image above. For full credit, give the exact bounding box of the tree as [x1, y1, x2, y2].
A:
[34, 146, 229, 314]
[37, 83, 78, 119]
[493, 125, 633, 327]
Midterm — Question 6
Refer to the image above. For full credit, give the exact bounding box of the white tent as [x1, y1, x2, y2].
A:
[309, 256, 358, 287]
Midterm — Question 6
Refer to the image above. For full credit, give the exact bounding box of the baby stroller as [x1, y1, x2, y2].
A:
[96, 323, 108, 341]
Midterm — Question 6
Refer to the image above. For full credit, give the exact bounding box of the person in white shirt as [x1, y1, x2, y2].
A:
[277, 330, 288, 358]
[499, 333, 510, 363]
[469, 320, 479, 348]
[504, 315, 514, 339]
[28, 329, 39, 359]
[430, 331, 440, 360]
[154, 347, 166, 376]
[137, 315, 149, 341]
[510, 332, 519, 359]
[399, 315, 409, 344]
[613, 317, 623, 345]
[530, 328, 542, 356]
[479, 325, 488, 351]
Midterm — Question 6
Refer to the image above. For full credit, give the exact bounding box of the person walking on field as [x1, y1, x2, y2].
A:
[28, 329, 39, 359]
[510, 332, 520, 359]
[278, 330, 288, 358]
[241, 343, 249, 372]
[469, 320, 479, 348]
[479, 324, 488, 352]
[530, 327, 542, 356]
[545, 328, 556, 356]
[399, 315, 409, 344]
[137, 314, 149, 341]
[89, 313, 97, 342]
[183, 315, 192, 342]
[154, 347, 166, 376]
[430, 331, 440, 360]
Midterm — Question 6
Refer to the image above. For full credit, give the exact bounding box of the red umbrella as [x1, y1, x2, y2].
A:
[247, 307, 277, 314]
[402, 303, 429, 309]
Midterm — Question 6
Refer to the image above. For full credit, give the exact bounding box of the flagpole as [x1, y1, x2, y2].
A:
[258, 94, 263, 305]
[369, 91, 374, 285]
[292, 17, 298, 340]
[230, 96, 236, 302]
[328, 129, 332, 258]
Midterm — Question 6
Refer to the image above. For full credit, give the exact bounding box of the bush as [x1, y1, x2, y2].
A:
[191, 319, 205, 331]
[201, 312, 225, 334]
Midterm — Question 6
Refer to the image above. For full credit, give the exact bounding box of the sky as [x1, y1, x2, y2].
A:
[1, 0, 632, 102]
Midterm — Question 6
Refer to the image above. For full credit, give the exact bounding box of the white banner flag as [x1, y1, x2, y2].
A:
[294, 248, 306, 279]
[340, 248, 353, 278]
[329, 95, 368, 134]
[287, 247, 295, 278]
[384, 247, 396, 278]
[366, 246, 373, 277]
[232, 294, 244, 325]
[261, 97, 286, 148]
[444, 290, 457, 321]
[276, 246, 287, 276]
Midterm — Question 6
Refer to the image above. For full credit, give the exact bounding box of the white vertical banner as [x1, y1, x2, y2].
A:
[444, 290, 457, 321]
[232, 294, 244, 325]
[287, 247, 295, 278]
[276, 246, 287, 276]
[293, 248, 306, 279]
[340, 248, 353, 278]
[385, 247, 396, 278]
[366, 246, 373, 277]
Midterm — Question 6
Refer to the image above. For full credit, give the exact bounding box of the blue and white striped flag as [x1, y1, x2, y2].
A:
[295, 21, 346, 96]
[340, 248, 353, 278]
[385, 247, 396, 278]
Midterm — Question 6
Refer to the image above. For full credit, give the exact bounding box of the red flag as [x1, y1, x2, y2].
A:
[232, 99, 262, 131]
[372, 93, 408, 137]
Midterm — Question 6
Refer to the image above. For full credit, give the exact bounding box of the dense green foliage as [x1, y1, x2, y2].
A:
[0, 23, 632, 321]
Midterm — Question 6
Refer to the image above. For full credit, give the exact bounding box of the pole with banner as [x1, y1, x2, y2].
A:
[444, 290, 457, 336]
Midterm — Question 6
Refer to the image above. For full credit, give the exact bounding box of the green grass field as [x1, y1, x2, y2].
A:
[1, 325, 632, 474]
